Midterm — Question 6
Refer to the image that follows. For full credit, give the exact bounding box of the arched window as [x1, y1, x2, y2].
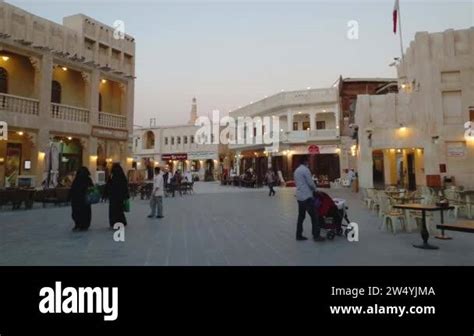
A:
[143, 131, 155, 149]
[0, 67, 8, 93]
[51, 80, 62, 103]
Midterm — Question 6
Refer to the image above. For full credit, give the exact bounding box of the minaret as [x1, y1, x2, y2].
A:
[188, 97, 197, 125]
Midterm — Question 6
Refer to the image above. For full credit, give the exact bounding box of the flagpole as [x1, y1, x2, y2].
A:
[398, 0, 404, 61]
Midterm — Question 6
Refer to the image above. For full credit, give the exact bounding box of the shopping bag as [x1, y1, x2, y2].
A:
[85, 186, 101, 205]
[123, 198, 130, 212]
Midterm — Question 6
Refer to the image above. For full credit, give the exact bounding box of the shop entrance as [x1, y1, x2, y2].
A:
[54, 137, 83, 184]
[204, 159, 214, 181]
[406, 153, 416, 191]
[372, 150, 385, 189]
[292, 154, 340, 181]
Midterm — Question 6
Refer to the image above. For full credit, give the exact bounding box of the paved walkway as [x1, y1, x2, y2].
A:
[0, 183, 473, 265]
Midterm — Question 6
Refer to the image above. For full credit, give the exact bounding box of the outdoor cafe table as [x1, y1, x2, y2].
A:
[393, 204, 454, 250]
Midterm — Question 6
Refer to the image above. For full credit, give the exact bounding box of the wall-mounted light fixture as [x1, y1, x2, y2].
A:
[1, 56, 9, 61]
[350, 145, 357, 157]
[465, 121, 474, 141]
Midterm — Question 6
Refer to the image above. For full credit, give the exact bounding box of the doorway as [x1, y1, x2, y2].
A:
[372, 150, 385, 189]
[406, 153, 416, 191]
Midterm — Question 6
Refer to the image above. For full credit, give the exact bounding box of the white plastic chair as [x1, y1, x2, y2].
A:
[380, 197, 406, 234]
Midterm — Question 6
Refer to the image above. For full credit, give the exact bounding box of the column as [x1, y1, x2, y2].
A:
[87, 137, 98, 182]
[236, 151, 241, 175]
[267, 153, 272, 169]
[35, 127, 51, 187]
[335, 102, 341, 136]
[357, 139, 373, 189]
[125, 78, 135, 163]
[38, 53, 53, 120]
[287, 109, 293, 132]
[286, 154, 293, 180]
[89, 69, 100, 125]
[310, 112, 316, 132]
[125, 78, 135, 133]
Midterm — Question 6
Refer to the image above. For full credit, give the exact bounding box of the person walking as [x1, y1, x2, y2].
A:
[265, 169, 276, 196]
[69, 166, 93, 232]
[148, 167, 164, 219]
[294, 156, 325, 242]
[105, 163, 130, 228]
[162, 168, 170, 197]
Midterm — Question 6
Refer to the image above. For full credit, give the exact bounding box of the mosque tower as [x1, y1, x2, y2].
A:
[188, 97, 198, 124]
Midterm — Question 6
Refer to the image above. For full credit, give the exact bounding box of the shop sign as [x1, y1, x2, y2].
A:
[92, 127, 128, 141]
[308, 145, 320, 154]
[291, 145, 338, 154]
[188, 151, 218, 160]
[446, 142, 466, 158]
[162, 153, 187, 160]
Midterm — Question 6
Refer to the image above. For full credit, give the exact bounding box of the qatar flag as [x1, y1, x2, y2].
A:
[393, 0, 399, 34]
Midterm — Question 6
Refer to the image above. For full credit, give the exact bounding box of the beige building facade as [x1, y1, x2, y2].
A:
[356, 28, 474, 190]
[0, 2, 135, 187]
[229, 87, 343, 184]
[133, 98, 230, 181]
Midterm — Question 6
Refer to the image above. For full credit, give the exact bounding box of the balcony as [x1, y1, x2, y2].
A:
[230, 87, 338, 118]
[281, 129, 338, 143]
[99, 111, 127, 129]
[51, 103, 89, 123]
[308, 129, 338, 140]
[0, 93, 39, 116]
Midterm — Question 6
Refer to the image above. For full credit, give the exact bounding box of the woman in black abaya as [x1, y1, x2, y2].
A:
[69, 167, 93, 231]
[105, 163, 130, 228]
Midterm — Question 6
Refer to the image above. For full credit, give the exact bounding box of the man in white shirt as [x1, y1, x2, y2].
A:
[148, 167, 164, 219]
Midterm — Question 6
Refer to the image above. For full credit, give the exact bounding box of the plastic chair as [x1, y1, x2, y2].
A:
[364, 188, 376, 209]
[380, 197, 406, 234]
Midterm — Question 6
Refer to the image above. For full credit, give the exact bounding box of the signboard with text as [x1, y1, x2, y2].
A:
[188, 151, 218, 160]
[161, 153, 187, 161]
[446, 142, 466, 158]
[308, 144, 320, 154]
[91, 127, 128, 141]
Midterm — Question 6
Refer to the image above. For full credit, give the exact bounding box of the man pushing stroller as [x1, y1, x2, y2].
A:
[293, 156, 325, 242]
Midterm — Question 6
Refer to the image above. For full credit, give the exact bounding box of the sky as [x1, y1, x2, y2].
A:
[8, 0, 474, 127]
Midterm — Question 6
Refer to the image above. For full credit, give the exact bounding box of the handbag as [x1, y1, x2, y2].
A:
[123, 198, 130, 212]
[85, 186, 101, 205]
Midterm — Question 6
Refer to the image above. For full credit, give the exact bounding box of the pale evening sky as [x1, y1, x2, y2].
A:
[8, 0, 474, 127]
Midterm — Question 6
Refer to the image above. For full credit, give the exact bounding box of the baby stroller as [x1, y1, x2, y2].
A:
[314, 191, 351, 240]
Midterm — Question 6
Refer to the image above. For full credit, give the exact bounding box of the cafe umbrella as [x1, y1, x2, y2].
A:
[43, 141, 60, 188]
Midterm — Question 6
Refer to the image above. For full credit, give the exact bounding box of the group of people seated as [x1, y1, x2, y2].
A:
[222, 168, 284, 189]
[163, 169, 194, 197]
[220, 168, 257, 187]
[134, 169, 195, 199]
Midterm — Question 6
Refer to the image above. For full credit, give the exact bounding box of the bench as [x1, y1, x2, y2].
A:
[437, 220, 474, 234]
[33, 188, 70, 207]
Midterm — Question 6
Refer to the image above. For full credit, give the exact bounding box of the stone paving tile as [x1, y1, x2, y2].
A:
[0, 183, 473, 266]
